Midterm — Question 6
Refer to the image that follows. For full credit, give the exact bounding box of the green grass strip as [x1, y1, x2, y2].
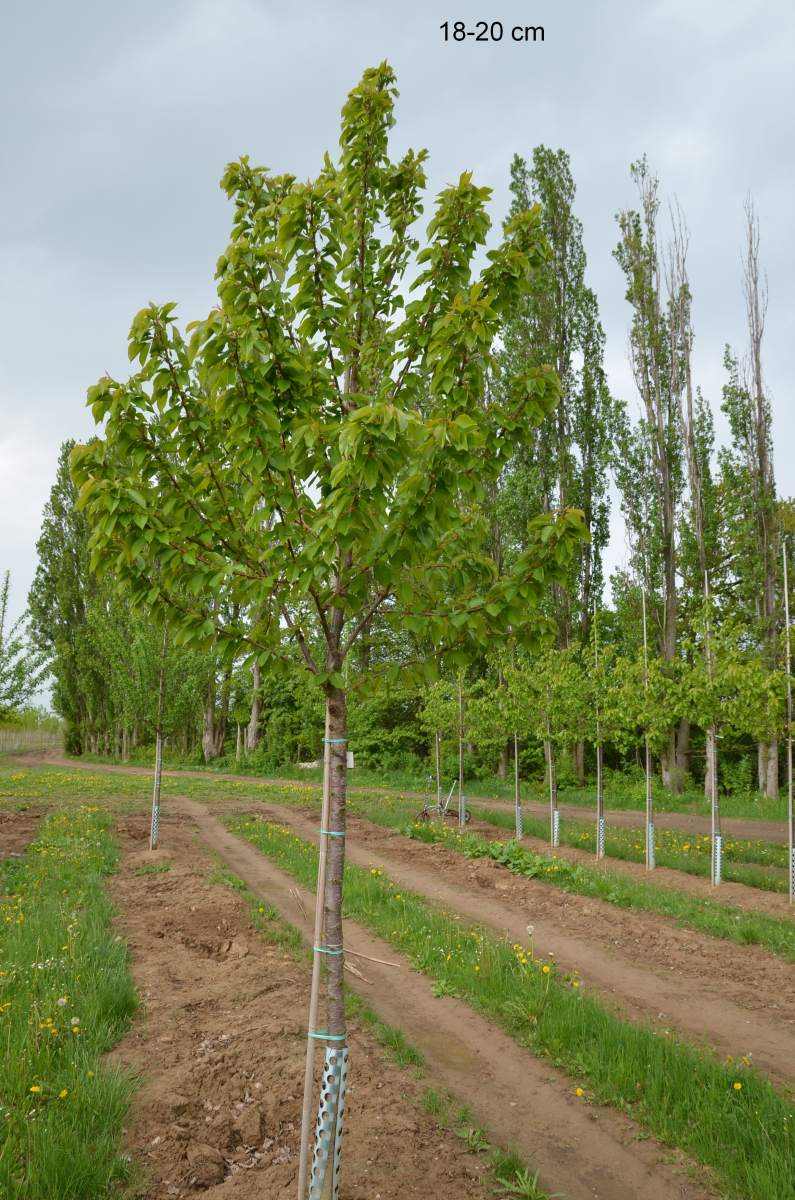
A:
[4, 766, 794, 959]
[409, 820, 795, 962]
[0, 806, 138, 1198]
[471, 804, 790, 893]
[227, 814, 795, 1200]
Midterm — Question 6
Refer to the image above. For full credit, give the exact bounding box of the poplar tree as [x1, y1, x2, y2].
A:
[719, 201, 780, 796]
[72, 63, 585, 1193]
[614, 158, 684, 789]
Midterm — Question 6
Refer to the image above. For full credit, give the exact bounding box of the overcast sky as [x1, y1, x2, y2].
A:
[2, 0, 793, 645]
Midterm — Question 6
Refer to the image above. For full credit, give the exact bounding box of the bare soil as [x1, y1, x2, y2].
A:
[110, 812, 497, 1199]
[240, 800, 795, 1091]
[165, 797, 717, 1200]
[0, 808, 43, 860]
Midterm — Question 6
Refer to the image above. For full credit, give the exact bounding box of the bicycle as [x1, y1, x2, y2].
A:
[415, 776, 471, 824]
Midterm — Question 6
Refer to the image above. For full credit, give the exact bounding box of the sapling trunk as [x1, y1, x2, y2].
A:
[783, 542, 794, 904]
[513, 732, 522, 839]
[458, 680, 465, 827]
[149, 623, 168, 851]
[596, 743, 604, 859]
[435, 731, 442, 804]
[297, 687, 348, 1200]
[545, 735, 558, 847]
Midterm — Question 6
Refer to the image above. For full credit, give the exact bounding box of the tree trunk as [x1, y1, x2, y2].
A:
[245, 661, 261, 753]
[675, 718, 690, 778]
[704, 740, 716, 800]
[497, 740, 510, 780]
[121, 726, 129, 761]
[323, 682, 348, 1036]
[203, 689, 219, 763]
[659, 728, 679, 792]
[235, 721, 242, 763]
[765, 740, 779, 800]
[573, 740, 586, 787]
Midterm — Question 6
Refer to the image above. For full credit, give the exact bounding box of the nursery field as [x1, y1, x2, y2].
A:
[2, 755, 795, 1200]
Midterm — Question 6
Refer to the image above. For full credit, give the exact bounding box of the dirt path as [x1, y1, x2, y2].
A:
[170, 796, 716, 1200]
[111, 813, 499, 1200]
[238, 800, 795, 1091]
[0, 808, 43, 861]
[24, 752, 790, 844]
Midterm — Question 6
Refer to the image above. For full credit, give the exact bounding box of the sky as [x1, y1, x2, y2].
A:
[1, 0, 793, 649]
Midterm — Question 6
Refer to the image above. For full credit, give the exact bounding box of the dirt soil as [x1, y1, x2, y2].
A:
[242, 801, 795, 1091]
[0, 808, 43, 860]
[26, 752, 790, 844]
[163, 798, 717, 1200]
[110, 812, 497, 1199]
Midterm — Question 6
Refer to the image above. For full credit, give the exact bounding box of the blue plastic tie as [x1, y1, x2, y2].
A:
[320, 829, 345, 837]
[314, 946, 344, 955]
[323, 738, 348, 743]
[309, 1030, 347, 1042]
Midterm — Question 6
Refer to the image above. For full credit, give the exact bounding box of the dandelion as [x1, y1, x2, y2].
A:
[29, 1086, 41, 1094]
[575, 1087, 584, 1098]
[542, 964, 551, 975]
[58, 1089, 68, 1099]
[733, 1082, 743, 1091]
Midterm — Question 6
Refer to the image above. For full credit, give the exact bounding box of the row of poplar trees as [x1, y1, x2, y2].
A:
[28, 145, 788, 797]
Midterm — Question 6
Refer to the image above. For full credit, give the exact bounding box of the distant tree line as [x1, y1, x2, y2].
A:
[24, 147, 793, 799]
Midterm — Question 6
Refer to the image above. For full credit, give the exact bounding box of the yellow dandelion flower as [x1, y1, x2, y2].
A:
[575, 1087, 584, 1098]
[733, 1082, 743, 1091]
[542, 964, 551, 975]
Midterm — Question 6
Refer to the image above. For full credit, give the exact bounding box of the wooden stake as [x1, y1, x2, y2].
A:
[458, 678, 465, 828]
[784, 542, 794, 905]
[641, 587, 654, 870]
[594, 601, 605, 859]
[297, 705, 333, 1200]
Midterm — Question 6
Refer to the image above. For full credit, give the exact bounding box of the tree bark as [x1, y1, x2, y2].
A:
[497, 740, 510, 780]
[245, 661, 261, 753]
[573, 740, 586, 787]
[675, 718, 690, 778]
[323, 682, 348, 1036]
[202, 684, 220, 762]
[765, 740, 779, 800]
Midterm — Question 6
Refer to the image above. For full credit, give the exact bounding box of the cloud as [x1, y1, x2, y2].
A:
[1, 0, 793, 647]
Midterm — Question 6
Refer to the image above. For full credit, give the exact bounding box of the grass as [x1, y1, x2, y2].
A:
[470, 803, 791, 893]
[5, 763, 795, 959]
[0, 805, 138, 1198]
[133, 860, 171, 876]
[227, 814, 795, 1200]
[15, 743, 791, 823]
[408, 820, 795, 962]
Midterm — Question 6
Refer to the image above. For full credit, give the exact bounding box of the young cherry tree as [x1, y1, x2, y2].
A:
[71, 63, 585, 1196]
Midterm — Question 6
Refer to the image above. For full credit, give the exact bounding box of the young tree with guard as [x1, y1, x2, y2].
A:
[72, 64, 585, 1198]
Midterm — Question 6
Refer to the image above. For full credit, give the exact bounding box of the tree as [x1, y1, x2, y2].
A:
[0, 572, 44, 720]
[28, 441, 96, 751]
[72, 63, 585, 1194]
[613, 158, 684, 789]
[719, 201, 780, 797]
[496, 149, 613, 646]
